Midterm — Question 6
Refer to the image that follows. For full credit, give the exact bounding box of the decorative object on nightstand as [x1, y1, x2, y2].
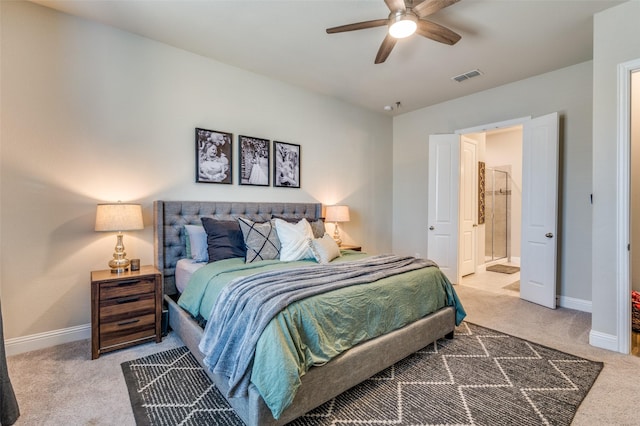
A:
[325, 205, 350, 246]
[91, 265, 162, 359]
[95, 202, 144, 273]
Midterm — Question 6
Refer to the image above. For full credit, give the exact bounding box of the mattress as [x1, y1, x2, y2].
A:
[175, 258, 206, 294]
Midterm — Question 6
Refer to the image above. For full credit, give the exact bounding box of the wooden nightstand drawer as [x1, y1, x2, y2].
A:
[99, 293, 156, 322]
[99, 278, 156, 300]
[91, 266, 162, 359]
[100, 313, 157, 349]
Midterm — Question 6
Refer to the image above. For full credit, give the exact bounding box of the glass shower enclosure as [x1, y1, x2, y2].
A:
[485, 168, 509, 262]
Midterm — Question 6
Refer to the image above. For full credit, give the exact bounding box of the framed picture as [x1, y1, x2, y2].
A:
[195, 128, 232, 184]
[273, 141, 300, 188]
[239, 135, 270, 186]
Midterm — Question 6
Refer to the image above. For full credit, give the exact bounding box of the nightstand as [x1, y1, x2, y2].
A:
[340, 244, 362, 251]
[91, 265, 162, 359]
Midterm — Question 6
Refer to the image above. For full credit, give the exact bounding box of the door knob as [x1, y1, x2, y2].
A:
[545, 232, 554, 238]
[473, 224, 478, 227]
[429, 226, 435, 230]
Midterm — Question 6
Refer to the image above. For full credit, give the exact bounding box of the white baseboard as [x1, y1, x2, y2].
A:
[5, 323, 91, 356]
[589, 329, 619, 352]
[558, 295, 592, 313]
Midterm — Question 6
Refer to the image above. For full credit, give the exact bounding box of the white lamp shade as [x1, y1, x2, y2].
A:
[325, 205, 350, 223]
[95, 203, 144, 232]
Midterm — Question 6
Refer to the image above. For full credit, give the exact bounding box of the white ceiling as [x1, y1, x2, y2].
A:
[30, 0, 624, 115]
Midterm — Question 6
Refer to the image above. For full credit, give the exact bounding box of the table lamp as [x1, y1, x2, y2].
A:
[325, 205, 350, 246]
[95, 202, 144, 273]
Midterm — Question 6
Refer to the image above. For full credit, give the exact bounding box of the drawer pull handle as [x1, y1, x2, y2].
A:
[117, 319, 140, 327]
[117, 296, 140, 304]
[116, 279, 141, 286]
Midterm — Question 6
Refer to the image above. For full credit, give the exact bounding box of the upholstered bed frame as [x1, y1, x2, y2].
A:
[154, 200, 455, 426]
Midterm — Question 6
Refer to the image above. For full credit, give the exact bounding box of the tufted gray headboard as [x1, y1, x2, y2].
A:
[154, 200, 323, 295]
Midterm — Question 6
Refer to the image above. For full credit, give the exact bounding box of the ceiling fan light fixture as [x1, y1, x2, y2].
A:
[388, 11, 418, 39]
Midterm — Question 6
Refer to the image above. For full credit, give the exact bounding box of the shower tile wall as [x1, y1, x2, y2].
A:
[485, 168, 510, 262]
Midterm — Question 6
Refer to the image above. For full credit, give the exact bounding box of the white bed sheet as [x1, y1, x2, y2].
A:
[175, 258, 206, 293]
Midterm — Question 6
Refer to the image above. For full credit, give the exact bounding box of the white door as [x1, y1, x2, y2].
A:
[460, 136, 477, 276]
[427, 134, 460, 283]
[520, 112, 559, 308]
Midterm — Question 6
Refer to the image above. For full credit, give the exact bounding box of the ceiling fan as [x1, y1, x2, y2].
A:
[326, 0, 462, 64]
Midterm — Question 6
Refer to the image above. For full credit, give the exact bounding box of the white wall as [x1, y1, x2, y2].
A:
[392, 61, 593, 302]
[592, 1, 640, 338]
[0, 1, 393, 345]
[633, 71, 640, 292]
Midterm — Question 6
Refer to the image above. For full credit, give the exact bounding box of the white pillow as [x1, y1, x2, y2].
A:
[274, 218, 314, 261]
[309, 233, 341, 264]
[184, 224, 208, 262]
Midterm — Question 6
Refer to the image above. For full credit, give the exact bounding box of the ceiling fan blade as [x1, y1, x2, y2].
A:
[416, 19, 461, 45]
[385, 0, 406, 12]
[413, 0, 460, 18]
[326, 19, 389, 34]
[375, 34, 397, 64]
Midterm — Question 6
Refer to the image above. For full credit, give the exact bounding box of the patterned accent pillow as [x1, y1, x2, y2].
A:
[308, 233, 341, 264]
[274, 218, 314, 261]
[271, 215, 326, 239]
[237, 217, 281, 263]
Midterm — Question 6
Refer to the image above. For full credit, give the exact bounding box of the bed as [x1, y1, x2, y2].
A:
[154, 200, 464, 426]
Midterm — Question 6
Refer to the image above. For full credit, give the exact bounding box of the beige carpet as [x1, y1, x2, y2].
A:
[7, 285, 640, 425]
[503, 280, 520, 292]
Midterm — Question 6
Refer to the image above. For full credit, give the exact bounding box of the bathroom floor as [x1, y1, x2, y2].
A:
[459, 262, 520, 297]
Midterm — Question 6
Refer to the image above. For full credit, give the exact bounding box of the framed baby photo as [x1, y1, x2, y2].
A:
[239, 135, 270, 186]
[273, 141, 300, 188]
[195, 128, 232, 184]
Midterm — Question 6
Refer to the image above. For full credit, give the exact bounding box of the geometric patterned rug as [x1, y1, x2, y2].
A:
[121, 322, 602, 426]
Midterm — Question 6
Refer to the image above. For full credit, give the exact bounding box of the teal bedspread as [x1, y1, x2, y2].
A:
[178, 252, 465, 419]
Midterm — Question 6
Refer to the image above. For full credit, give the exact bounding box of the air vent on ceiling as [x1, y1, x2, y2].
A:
[452, 69, 483, 83]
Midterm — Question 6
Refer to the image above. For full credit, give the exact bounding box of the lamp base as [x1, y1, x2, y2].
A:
[108, 233, 131, 273]
[332, 222, 342, 246]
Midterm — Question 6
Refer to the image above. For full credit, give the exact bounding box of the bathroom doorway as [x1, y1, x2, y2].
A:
[485, 167, 510, 263]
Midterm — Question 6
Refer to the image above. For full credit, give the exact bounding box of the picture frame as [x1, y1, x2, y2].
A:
[239, 135, 270, 186]
[273, 141, 300, 188]
[195, 128, 232, 184]
[478, 161, 485, 225]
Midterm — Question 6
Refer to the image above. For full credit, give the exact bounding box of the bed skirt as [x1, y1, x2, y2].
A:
[165, 295, 455, 426]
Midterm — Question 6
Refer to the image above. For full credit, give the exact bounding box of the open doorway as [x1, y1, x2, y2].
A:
[460, 125, 523, 297]
[428, 113, 558, 308]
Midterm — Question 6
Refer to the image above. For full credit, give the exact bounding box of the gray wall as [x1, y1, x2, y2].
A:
[0, 1, 393, 344]
[392, 61, 593, 303]
[592, 0, 640, 338]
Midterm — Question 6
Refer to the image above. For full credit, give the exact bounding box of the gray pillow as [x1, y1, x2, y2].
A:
[200, 218, 246, 262]
[238, 217, 281, 263]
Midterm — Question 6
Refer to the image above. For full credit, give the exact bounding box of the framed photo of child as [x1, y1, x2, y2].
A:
[195, 128, 232, 184]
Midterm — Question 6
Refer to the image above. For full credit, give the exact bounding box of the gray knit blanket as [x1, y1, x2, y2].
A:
[198, 254, 437, 399]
